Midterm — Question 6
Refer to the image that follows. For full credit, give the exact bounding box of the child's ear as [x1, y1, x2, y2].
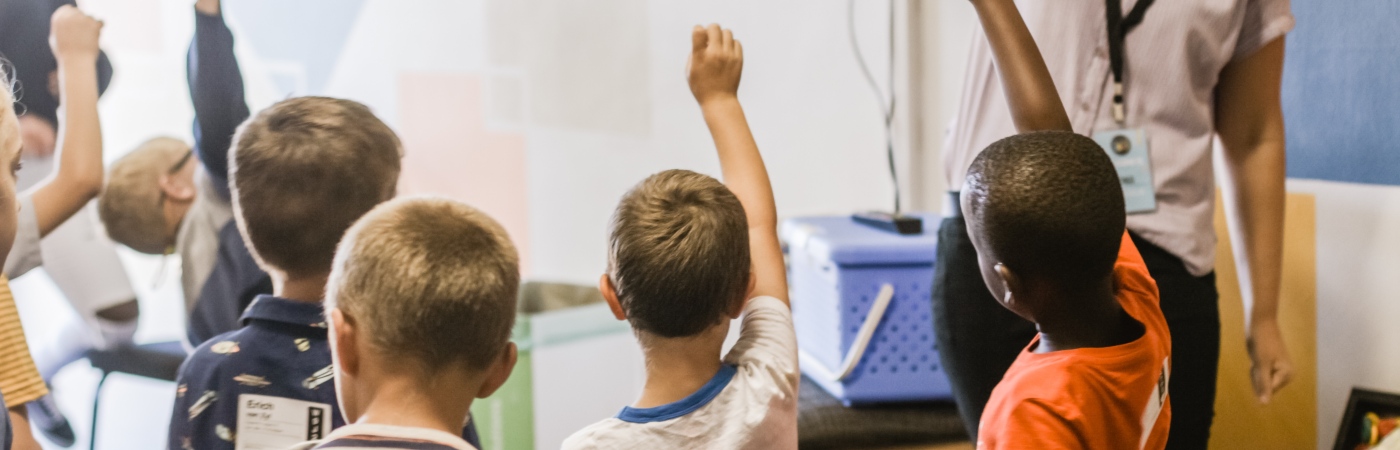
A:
[330, 308, 360, 378]
[994, 263, 1030, 317]
[157, 173, 196, 202]
[478, 343, 518, 399]
[599, 274, 626, 321]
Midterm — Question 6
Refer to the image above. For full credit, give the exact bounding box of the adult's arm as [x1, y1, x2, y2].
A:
[969, 0, 1071, 133]
[1214, 36, 1292, 404]
[26, 6, 104, 237]
[188, 0, 249, 201]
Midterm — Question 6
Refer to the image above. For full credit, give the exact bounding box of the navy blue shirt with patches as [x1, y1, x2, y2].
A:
[168, 297, 480, 450]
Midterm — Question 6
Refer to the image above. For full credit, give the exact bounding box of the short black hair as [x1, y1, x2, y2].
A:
[608, 169, 751, 338]
[964, 131, 1125, 284]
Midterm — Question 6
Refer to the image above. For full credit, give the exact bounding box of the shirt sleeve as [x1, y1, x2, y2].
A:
[187, 8, 250, 202]
[984, 400, 1087, 450]
[0, 276, 48, 406]
[3, 195, 43, 279]
[722, 296, 800, 396]
[1232, 0, 1295, 61]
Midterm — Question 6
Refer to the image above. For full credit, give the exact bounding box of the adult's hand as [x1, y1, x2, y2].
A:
[1247, 318, 1293, 404]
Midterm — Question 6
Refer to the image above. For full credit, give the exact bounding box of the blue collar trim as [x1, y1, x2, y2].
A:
[616, 364, 738, 423]
[239, 295, 328, 330]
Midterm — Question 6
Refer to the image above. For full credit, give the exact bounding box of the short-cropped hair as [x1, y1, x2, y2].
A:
[230, 96, 401, 276]
[99, 137, 190, 254]
[964, 131, 1125, 284]
[327, 196, 520, 371]
[608, 169, 750, 338]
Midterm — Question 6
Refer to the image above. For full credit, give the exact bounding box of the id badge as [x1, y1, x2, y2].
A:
[1093, 128, 1157, 214]
[234, 394, 331, 449]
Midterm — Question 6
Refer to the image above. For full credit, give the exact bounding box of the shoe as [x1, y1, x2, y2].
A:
[27, 391, 76, 447]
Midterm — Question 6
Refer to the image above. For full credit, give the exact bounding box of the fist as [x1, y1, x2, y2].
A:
[687, 24, 743, 105]
[49, 5, 103, 62]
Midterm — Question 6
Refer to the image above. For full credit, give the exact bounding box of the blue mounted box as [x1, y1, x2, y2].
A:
[780, 214, 951, 405]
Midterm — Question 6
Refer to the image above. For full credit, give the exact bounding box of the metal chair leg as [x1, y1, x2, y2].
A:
[89, 372, 109, 450]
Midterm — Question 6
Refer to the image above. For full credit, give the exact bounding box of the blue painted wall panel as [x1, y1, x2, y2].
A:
[1283, 0, 1400, 186]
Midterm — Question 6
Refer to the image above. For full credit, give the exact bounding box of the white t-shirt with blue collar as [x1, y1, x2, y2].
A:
[562, 296, 799, 450]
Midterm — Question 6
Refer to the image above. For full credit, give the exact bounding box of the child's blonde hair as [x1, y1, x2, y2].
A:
[327, 196, 519, 372]
[98, 137, 191, 254]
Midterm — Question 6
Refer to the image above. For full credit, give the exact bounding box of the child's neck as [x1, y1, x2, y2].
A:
[272, 271, 330, 303]
[353, 374, 477, 436]
[635, 323, 729, 409]
[1032, 278, 1143, 353]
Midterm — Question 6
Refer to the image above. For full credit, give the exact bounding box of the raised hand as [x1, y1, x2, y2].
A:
[49, 5, 103, 63]
[195, 0, 221, 16]
[687, 24, 743, 106]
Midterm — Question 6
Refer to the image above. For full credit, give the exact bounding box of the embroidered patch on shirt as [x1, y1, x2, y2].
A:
[303, 365, 333, 390]
[215, 424, 234, 442]
[190, 391, 218, 419]
[234, 374, 271, 388]
[210, 341, 240, 354]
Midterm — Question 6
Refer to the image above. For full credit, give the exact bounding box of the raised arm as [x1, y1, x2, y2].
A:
[971, 0, 1071, 133]
[26, 5, 104, 237]
[687, 24, 788, 306]
[188, 0, 249, 200]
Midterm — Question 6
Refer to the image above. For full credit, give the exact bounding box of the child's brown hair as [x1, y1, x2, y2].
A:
[607, 169, 750, 338]
[229, 96, 401, 276]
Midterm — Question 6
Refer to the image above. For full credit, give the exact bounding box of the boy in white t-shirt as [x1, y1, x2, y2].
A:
[563, 24, 797, 450]
[290, 196, 521, 450]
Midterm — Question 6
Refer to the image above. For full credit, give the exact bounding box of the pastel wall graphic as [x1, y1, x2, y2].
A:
[485, 0, 651, 136]
[223, 0, 367, 96]
[398, 72, 531, 275]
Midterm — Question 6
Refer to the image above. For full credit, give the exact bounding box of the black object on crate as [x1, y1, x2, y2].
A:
[1334, 387, 1400, 450]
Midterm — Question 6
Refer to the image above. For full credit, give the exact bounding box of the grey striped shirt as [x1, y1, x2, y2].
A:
[945, 0, 1294, 275]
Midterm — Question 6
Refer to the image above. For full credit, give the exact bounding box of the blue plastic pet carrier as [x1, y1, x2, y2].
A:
[780, 214, 951, 405]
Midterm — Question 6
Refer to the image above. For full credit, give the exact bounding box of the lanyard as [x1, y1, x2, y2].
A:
[1105, 0, 1156, 124]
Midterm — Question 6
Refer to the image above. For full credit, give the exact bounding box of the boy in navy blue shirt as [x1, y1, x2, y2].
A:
[97, 0, 270, 348]
[164, 4, 477, 448]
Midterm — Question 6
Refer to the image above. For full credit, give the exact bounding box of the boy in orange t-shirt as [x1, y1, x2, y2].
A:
[960, 0, 1172, 448]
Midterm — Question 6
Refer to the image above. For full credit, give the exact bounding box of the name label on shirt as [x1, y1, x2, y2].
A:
[235, 394, 331, 450]
[1138, 356, 1170, 449]
[1094, 129, 1158, 214]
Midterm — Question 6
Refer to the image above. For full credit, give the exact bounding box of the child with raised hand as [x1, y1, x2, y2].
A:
[562, 24, 797, 450]
[96, 0, 271, 348]
[3, 6, 116, 445]
[0, 6, 106, 448]
[964, 0, 1171, 448]
[288, 197, 520, 450]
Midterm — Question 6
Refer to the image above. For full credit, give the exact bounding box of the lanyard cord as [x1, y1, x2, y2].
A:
[1106, 0, 1156, 124]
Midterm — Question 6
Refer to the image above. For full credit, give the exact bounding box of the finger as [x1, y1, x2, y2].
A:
[1272, 362, 1294, 392]
[691, 25, 706, 53]
[735, 39, 744, 63]
[1252, 365, 1270, 404]
[706, 24, 722, 49]
[722, 28, 734, 52]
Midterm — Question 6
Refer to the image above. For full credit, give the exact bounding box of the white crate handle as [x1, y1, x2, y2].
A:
[833, 283, 895, 381]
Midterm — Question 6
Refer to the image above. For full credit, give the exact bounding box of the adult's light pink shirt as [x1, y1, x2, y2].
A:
[945, 0, 1294, 276]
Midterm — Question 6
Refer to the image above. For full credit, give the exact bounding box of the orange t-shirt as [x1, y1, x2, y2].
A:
[977, 232, 1172, 450]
